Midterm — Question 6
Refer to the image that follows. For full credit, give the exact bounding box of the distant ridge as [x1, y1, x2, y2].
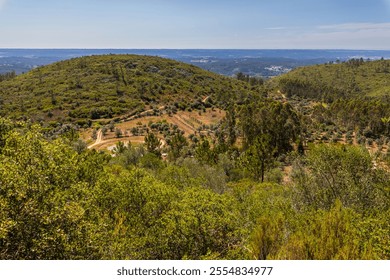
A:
[2, 49, 390, 76]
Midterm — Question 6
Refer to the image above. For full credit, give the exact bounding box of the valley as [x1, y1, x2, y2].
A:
[0, 54, 389, 261]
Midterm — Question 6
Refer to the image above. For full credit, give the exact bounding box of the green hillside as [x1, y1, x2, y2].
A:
[0, 56, 389, 261]
[0, 55, 254, 125]
[272, 59, 390, 138]
[276, 58, 390, 101]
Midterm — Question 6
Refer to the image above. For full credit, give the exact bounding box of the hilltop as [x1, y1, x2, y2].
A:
[0, 54, 255, 126]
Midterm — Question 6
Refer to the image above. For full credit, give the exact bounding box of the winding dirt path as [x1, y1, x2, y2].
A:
[87, 129, 103, 149]
[123, 106, 165, 122]
[172, 114, 196, 134]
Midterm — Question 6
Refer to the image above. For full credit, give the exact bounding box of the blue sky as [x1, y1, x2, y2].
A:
[1, 0, 390, 49]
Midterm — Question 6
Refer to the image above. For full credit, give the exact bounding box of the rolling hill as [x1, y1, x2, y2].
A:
[0, 54, 255, 126]
[0, 55, 389, 261]
[275, 58, 390, 101]
[272, 58, 390, 140]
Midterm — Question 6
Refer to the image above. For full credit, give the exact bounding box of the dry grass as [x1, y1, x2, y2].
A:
[82, 108, 225, 151]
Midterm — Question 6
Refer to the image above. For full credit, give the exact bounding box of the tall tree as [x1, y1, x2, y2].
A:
[240, 134, 276, 182]
[239, 100, 301, 155]
[168, 132, 188, 160]
[144, 132, 161, 157]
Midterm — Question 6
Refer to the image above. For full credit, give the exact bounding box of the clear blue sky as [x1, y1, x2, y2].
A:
[1, 0, 390, 49]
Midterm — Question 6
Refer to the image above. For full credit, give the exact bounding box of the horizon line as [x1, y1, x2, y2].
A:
[1, 47, 390, 51]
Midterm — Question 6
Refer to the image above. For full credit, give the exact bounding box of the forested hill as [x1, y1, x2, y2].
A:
[276, 58, 390, 101]
[272, 58, 390, 141]
[0, 54, 256, 124]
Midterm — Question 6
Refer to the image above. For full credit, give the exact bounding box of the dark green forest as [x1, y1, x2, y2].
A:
[0, 55, 389, 260]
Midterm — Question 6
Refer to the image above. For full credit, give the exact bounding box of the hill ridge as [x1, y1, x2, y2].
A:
[0, 54, 254, 126]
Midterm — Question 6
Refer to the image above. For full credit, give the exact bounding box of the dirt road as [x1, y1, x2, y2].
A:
[87, 129, 103, 149]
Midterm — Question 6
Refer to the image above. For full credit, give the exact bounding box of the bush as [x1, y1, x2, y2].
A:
[265, 167, 283, 184]
[115, 127, 123, 138]
[292, 144, 389, 212]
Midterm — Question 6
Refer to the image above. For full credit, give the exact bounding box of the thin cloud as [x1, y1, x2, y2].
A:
[264, 27, 287, 30]
[318, 22, 390, 31]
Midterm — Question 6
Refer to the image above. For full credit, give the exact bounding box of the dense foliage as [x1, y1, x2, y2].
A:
[277, 58, 390, 100]
[274, 59, 390, 140]
[0, 56, 389, 260]
[0, 118, 388, 260]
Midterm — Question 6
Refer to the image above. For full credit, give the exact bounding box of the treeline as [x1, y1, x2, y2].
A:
[236, 72, 264, 86]
[328, 99, 390, 137]
[304, 98, 390, 138]
[0, 71, 16, 82]
[278, 77, 347, 101]
[0, 117, 388, 260]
